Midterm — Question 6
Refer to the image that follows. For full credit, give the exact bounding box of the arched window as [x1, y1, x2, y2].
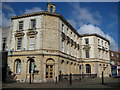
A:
[15, 59, 21, 74]
[28, 59, 35, 74]
[86, 64, 91, 73]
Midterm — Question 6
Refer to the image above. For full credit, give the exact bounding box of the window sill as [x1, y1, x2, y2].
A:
[16, 30, 24, 32]
[28, 28, 36, 30]
[15, 73, 21, 75]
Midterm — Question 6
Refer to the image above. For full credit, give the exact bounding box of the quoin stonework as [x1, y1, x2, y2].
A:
[7, 3, 111, 83]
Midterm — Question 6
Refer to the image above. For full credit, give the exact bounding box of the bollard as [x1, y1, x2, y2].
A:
[70, 73, 72, 85]
[102, 71, 104, 84]
[79, 74, 81, 82]
[29, 73, 31, 84]
[56, 76, 57, 83]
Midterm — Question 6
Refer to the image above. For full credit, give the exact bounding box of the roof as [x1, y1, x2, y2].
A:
[11, 11, 80, 36]
[80, 33, 110, 44]
[110, 50, 120, 54]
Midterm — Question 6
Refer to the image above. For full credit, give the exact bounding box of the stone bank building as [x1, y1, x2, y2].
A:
[7, 3, 111, 83]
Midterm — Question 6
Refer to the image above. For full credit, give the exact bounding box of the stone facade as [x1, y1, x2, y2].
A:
[7, 3, 111, 83]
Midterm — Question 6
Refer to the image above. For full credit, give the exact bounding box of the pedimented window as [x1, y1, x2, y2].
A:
[14, 32, 25, 37]
[27, 31, 38, 36]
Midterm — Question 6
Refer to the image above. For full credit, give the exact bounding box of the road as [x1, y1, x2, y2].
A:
[2, 77, 120, 89]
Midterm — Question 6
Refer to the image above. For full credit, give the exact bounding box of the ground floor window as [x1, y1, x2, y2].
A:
[15, 59, 21, 74]
[86, 64, 91, 73]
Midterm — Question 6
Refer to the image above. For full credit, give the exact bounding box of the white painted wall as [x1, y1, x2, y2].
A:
[81, 35, 110, 61]
[10, 15, 42, 51]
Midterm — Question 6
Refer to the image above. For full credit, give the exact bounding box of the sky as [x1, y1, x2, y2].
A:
[1, 2, 119, 52]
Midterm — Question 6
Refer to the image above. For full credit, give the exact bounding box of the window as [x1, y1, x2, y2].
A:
[28, 59, 35, 74]
[62, 40, 64, 52]
[29, 37, 35, 50]
[17, 38, 22, 50]
[19, 21, 23, 30]
[62, 24, 64, 31]
[67, 28, 68, 31]
[85, 38, 89, 44]
[117, 54, 119, 58]
[102, 40, 103, 46]
[85, 50, 89, 58]
[105, 42, 107, 47]
[86, 64, 91, 73]
[98, 39, 100, 45]
[15, 60, 21, 74]
[31, 19, 36, 29]
[111, 53, 114, 57]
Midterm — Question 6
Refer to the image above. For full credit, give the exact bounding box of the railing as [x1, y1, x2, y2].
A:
[59, 74, 97, 82]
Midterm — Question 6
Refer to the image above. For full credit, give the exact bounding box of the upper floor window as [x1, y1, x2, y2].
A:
[19, 21, 23, 30]
[85, 38, 89, 44]
[29, 37, 35, 50]
[31, 19, 36, 29]
[105, 42, 107, 47]
[98, 39, 100, 45]
[85, 49, 89, 58]
[67, 28, 68, 31]
[102, 40, 103, 46]
[17, 38, 22, 50]
[62, 40, 64, 52]
[117, 54, 119, 58]
[62, 24, 64, 31]
[111, 53, 114, 57]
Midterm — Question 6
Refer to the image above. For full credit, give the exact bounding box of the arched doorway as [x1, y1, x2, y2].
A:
[86, 64, 91, 73]
[45, 58, 55, 80]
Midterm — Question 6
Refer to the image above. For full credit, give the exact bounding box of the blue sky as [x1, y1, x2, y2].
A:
[2, 2, 119, 52]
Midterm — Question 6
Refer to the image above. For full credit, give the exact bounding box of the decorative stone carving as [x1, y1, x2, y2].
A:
[14, 32, 25, 37]
[83, 45, 91, 50]
[27, 30, 38, 36]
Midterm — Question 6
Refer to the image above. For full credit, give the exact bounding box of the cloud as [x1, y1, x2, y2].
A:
[78, 24, 118, 51]
[2, 13, 10, 27]
[22, 7, 43, 14]
[2, 3, 16, 27]
[68, 3, 102, 29]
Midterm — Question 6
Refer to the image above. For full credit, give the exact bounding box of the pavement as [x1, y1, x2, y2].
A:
[1, 77, 120, 89]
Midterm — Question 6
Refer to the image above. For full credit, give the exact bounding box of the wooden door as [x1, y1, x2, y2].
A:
[46, 65, 53, 79]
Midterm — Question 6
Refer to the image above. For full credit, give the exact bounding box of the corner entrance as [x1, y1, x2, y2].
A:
[45, 58, 55, 81]
[46, 65, 53, 79]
